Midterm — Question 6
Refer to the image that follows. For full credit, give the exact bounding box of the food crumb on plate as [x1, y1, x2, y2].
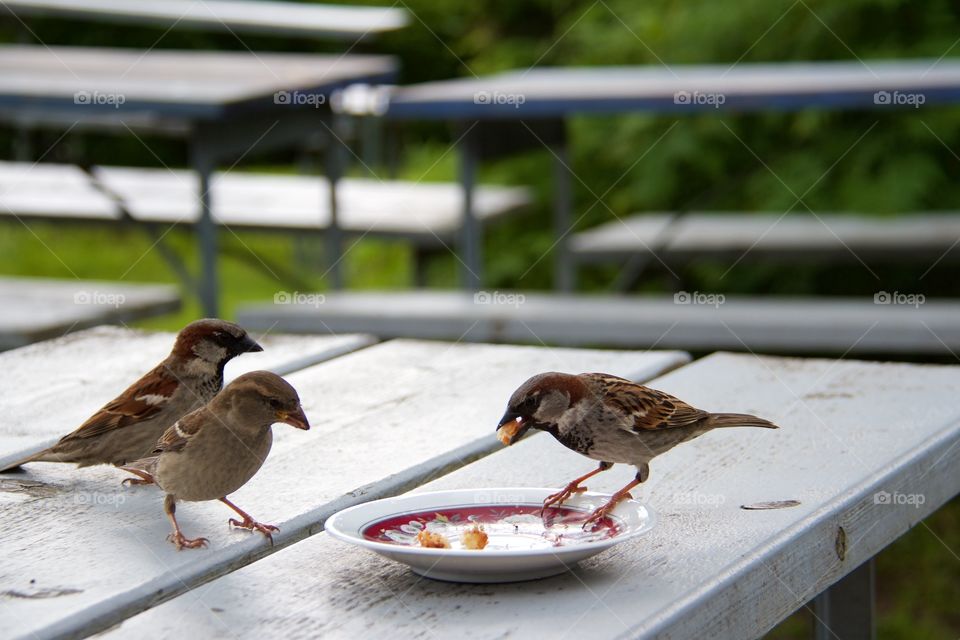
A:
[416, 529, 451, 549]
[462, 524, 488, 550]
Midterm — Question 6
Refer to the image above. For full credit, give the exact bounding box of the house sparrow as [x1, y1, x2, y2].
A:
[0, 319, 263, 473]
[124, 370, 309, 550]
[496, 372, 778, 528]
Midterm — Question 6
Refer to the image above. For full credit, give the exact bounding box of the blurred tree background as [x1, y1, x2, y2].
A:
[0, 1, 957, 637]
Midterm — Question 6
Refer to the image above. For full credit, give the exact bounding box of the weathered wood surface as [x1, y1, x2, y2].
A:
[237, 289, 960, 354]
[383, 60, 960, 119]
[94, 166, 532, 239]
[0, 338, 687, 639]
[101, 352, 960, 639]
[0, 326, 375, 469]
[3, 0, 408, 40]
[0, 162, 531, 242]
[0, 276, 181, 350]
[0, 45, 396, 116]
[571, 211, 960, 262]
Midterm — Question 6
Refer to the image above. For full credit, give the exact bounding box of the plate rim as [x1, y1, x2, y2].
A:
[324, 487, 656, 559]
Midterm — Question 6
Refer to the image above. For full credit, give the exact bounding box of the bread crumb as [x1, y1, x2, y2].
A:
[461, 524, 488, 550]
[496, 419, 522, 445]
[416, 529, 450, 549]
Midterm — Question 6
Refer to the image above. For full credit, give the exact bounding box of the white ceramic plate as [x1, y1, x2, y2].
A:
[324, 487, 655, 583]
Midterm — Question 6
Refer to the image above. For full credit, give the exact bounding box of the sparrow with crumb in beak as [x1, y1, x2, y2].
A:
[497, 372, 778, 528]
[0, 319, 263, 475]
[125, 371, 309, 549]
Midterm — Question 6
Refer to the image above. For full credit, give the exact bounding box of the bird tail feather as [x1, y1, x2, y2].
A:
[0, 447, 61, 473]
[705, 413, 779, 429]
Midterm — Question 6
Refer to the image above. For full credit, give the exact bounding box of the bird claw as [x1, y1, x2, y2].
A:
[167, 532, 208, 550]
[228, 517, 279, 543]
[121, 477, 153, 487]
[540, 484, 587, 516]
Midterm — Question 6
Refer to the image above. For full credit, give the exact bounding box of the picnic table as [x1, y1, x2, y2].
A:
[363, 59, 960, 290]
[0, 44, 398, 316]
[1, 0, 408, 41]
[0, 329, 957, 639]
[0, 275, 180, 350]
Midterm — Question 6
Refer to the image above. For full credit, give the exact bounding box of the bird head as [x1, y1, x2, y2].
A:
[174, 319, 263, 365]
[496, 372, 585, 445]
[223, 371, 310, 431]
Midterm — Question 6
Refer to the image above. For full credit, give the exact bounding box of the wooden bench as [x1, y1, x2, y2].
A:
[0, 0, 409, 40]
[571, 211, 960, 265]
[0, 330, 686, 639]
[0, 276, 181, 350]
[236, 289, 960, 355]
[87, 351, 960, 639]
[0, 161, 532, 277]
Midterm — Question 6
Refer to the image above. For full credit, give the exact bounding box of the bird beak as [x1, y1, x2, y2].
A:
[278, 406, 310, 430]
[496, 411, 530, 446]
[238, 334, 264, 353]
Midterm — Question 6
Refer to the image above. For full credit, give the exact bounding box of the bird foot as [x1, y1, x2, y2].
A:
[541, 484, 587, 515]
[167, 532, 208, 550]
[582, 493, 632, 531]
[229, 517, 279, 543]
[119, 468, 155, 487]
[121, 477, 154, 487]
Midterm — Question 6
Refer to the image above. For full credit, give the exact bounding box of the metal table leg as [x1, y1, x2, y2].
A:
[813, 558, 876, 640]
[458, 126, 481, 290]
[191, 145, 219, 318]
[551, 124, 573, 292]
[325, 115, 345, 290]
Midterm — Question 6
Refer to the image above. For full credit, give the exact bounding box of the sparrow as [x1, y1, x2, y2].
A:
[124, 370, 309, 550]
[0, 319, 263, 474]
[496, 372, 778, 528]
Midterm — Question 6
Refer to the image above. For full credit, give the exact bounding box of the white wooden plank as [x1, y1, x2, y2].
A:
[237, 290, 960, 354]
[0, 161, 118, 221]
[385, 61, 960, 118]
[0, 46, 396, 109]
[571, 211, 960, 260]
[0, 276, 181, 350]
[3, 0, 408, 39]
[98, 352, 960, 639]
[0, 339, 687, 639]
[0, 326, 375, 468]
[93, 166, 532, 237]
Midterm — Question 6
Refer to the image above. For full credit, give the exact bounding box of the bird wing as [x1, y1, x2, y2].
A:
[582, 373, 709, 432]
[152, 408, 207, 454]
[59, 364, 180, 442]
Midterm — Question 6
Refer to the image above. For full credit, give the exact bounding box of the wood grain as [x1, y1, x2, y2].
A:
[0, 338, 686, 639]
[98, 352, 960, 639]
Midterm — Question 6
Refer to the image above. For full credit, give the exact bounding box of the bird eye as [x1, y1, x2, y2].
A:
[268, 398, 282, 409]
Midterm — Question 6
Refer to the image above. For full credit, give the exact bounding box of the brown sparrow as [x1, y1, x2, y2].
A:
[0, 319, 262, 473]
[124, 371, 309, 550]
[496, 372, 778, 528]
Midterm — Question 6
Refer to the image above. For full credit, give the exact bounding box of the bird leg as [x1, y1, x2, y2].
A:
[220, 497, 279, 544]
[582, 466, 647, 530]
[164, 494, 208, 550]
[541, 461, 613, 515]
[119, 467, 155, 487]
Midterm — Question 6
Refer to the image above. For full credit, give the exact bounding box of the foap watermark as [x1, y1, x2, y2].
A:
[674, 290, 725, 308]
[74, 290, 126, 308]
[873, 90, 925, 108]
[70, 491, 126, 508]
[473, 90, 526, 109]
[274, 291, 326, 307]
[74, 90, 126, 108]
[671, 491, 727, 506]
[874, 490, 925, 508]
[674, 90, 726, 108]
[473, 490, 526, 504]
[274, 90, 326, 108]
[874, 291, 924, 308]
[474, 290, 526, 307]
